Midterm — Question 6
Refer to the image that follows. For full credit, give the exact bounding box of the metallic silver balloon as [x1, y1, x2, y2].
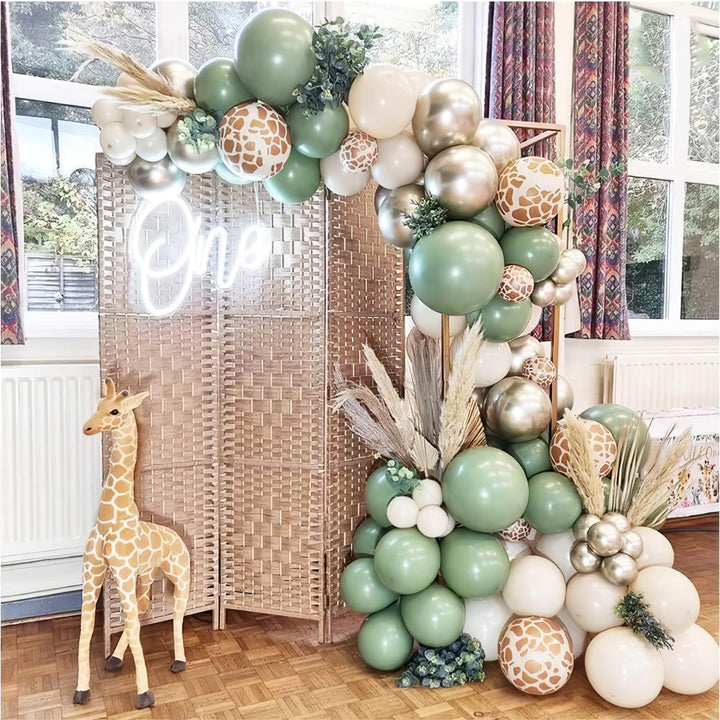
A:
[556, 374, 575, 419]
[166, 120, 219, 174]
[376, 183, 424, 248]
[570, 540, 602, 574]
[471, 119, 521, 175]
[482, 376, 553, 442]
[551, 253, 580, 285]
[412, 78, 482, 158]
[507, 334, 545, 376]
[553, 281, 576, 306]
[374, 185, 390, 213]
[602, 511, 631, 533]
[601, 553, 638, 586]
[573, 513, 601, 542]
[472, 385, 489, 408]
[128, 155, 187, 199]
[621, 529, 644, 559]
[587, 520, 623, 557]
[564, 247, 588, 274]
[151, 58, 196, 99]
[530, 279, 557, 307]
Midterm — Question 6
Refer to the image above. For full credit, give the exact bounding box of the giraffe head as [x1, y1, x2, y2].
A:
[83, 378, 149, 436]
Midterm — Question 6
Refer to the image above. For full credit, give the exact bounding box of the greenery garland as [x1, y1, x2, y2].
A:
[615, 591, 675, 650]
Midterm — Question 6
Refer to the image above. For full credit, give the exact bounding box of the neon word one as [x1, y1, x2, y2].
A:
[128, 195, 271, 317]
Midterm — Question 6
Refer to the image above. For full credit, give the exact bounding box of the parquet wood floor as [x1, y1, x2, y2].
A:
[2, 530, 717, 720]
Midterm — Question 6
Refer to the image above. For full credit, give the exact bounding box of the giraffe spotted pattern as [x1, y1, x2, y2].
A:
[550, 418, 617, 478]
[339, 131, 379, 173]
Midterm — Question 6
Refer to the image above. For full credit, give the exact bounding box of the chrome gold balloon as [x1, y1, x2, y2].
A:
[471, 119, 521, 175]
[530, 279, 557, 307]
[151, 58, 197, 99]
[587, 520, 623, 557]
[376, 183, 424, 248]
[507, 334, 545, 376]
[573, 513, 601, 542]
[482, 376, 553, 442]
[128, 155, 187, 199]
[620, 530, 644, 559]
[167, 120, 219, 174]
[570, 540, 602, 574]
[601, 552, 638, 586]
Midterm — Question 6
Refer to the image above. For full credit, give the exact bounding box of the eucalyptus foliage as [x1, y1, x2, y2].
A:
[615, 591, 675, 650]
[176, 108, 219, 152]
[402, 196, 449, 244]
[385, 459, 421, 496]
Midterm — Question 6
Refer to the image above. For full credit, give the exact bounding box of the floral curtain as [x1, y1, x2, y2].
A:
[572, 2, 631, 340]
[1, 2, 23, 344]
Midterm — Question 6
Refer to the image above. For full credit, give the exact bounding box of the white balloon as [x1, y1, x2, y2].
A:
[134, 127, 168, 162]
[416, 505, 449, 538]
[474, 340, 512, 388]
[630, 566, 700, 633]
[565, 571, 625, 633]
[156, 111, 178, 129]
[320, 150, 371, 196]
[411, 478, 443, 508]
[406, 69, 433, 97]
[440, 512, 456, 537]
[108, 152, 136, 167]
[100, 122, 136, 159]
[660, 624, 720, 695]
[500, 539, 532, 562]
[410, 296, 466, 339]
[585, 627, 665, 708]
[534, 530, 577, 582]
[117, 72, 141, 88]
[521, 303, 543, 336]
[633, 526, 675, 569]
[555, 606, 587, 658]
[122, 109, 158, 139]
[371, 133, 425, 189]
[501, 555, 566, 617]
[386, 496, 419, 529]
[92, 98, 122, 128]
[463, 594, 513, 662]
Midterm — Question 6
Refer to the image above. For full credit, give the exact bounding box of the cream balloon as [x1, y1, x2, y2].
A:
[565, 571, 625, 633]
[134, 127, 168, 162]
[500, 539, 532, 562]
[107, 152, 136, 167]
[407, 69, 433, 97]
[521, 303, 543, 336]
[416, 505, 449, 538]
[507, 335, 545, 376]
[534, 530, 577, 582]
[157, 112, 178, 129]
[100, 122, 136, 159]
[471, 119, 521, 175]
[440, 513, 456, 537]
[117, 72, 141, 89]
[555, 606, 587, 658]
[660, 624, 720, 695]
[92, 98, 122, 128]
[474, 340, 512, 388]
[585, 627, 665, 708]
[348, 64, 416, 140]
[564, 247, 588, 274]
[630, 566, 700, 633]
[463, 594, 513, 662]
[411, 478, 443, 509]
[386, 496, 419, 529]
[121, 109, 158, 139]
[633, 526, 675, 569]
[320, 150, 371, 196]
[553, 281, 576, 306]
[501, 555, 566, 617]
[371, 133, 425, 189]
[410, 296, 467, 339]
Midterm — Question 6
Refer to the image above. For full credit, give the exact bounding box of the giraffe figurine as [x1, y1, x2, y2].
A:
[73, 378, 191, 710]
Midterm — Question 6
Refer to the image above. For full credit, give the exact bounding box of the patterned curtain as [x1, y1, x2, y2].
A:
[573, 2, 630, 340]
[1, 2, 23, 344]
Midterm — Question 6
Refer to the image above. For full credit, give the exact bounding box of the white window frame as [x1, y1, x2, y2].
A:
[628, 2, 720, 337]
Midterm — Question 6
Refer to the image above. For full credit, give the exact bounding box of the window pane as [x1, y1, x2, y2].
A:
[693, 1, 720, 10]
[689, 30, 719, 163]
[682, 183, 719, 319]
[10, 2, 155, 85]
[628, 9, 671, 163]
[626, 176, 670, 319]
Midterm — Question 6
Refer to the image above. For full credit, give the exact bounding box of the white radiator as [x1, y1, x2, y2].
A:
[603, 353, 720, 411]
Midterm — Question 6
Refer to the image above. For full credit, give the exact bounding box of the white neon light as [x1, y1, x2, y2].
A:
[128, 195, 272, 317]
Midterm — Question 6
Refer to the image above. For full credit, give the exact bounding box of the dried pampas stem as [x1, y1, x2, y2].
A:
[562, 411, 606, 515]
[461, 399, 487, 452]
[405, 328, 442, 446]
[105, 86, 196, 116]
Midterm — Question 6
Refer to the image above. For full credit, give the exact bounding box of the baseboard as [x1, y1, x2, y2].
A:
[1, 590, 81, 622]
[663, 512, 719, 532]
[1, 555, 82, 602]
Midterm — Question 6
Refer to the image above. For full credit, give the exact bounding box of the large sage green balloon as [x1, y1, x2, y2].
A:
[500, 227, 561, 281]
[340, 558, 399, 614]
[400, 582, 465, 647]
[365, 466, 402, 528]
[194, 58, 253, 117]
[286, 103, 349, 159]
[525, 471, 583, 534]
[442, 447, 528, 533]
[477, 295, 532, 342]
[263, 147, 320, 204]
[373, 528, 441, 595]
[234, 9, 315, 107]
[357, 602, 413, 671]
[408, 221, 504, 315]
[471, 204, 505, 240]
[580, 404, 651, 464]
[440, 528, 510, 598]
[505, 438, 552, 478]
[353, 518, 387, 558]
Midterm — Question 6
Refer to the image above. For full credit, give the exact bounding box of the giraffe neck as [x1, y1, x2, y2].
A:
[97, 414, 139, 532]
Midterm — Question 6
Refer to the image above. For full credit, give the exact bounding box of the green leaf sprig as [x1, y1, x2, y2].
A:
[385, 459, 421, 495]
[402, 196, 448, 243]
[615, 591, 675, 650]
[176, 108, 219, 153]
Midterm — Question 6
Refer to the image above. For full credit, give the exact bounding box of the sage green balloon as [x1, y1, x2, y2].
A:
[505, 438, 552, 478]
[353, 518, 387, 558]
[478, 295, 532, 342]
[471, 204, 505, 240]
[373, 528, 441, 595]
[234, 9, 315, 107]
[340, 558, 399, 614]
[442, 447, 528, 533]
[580, 403, 651, 464]
[525, 471, 583, 534]
[365, 466, 402, 528]
[286, 103, 349, 159]
[194, 58, 253, 117]
[408, 221, 504, 315]
[440, 528, 510, 598]
[400, 582, 465, 647]
[500, 227, 561, 281]
[357, 602, 413, 671]
[263, 147, 320, 204]
[215, 157, 252, 185]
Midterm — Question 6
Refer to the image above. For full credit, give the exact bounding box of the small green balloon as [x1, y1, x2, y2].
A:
[263, 147, 320, 204]
[470, 204, 505, 240]
[580, 403, 651, 464]
[357, 602, 413, 671]
[215, 157, 253, 185]
[286, 103, 349, 159]
[442, 447, 528, 533]
[353, 518, 387, 558]
[408, 221, 504, 315]
[365, 466, 402, 528]
[440, 528, 509, 598]
[194, 58, 253, 117]
[505, 438, 552, 478]
[500, 226, 561, 281]
[373, 528, 441, 595]
[340, 558, 399, 614]
[478, 295, 532, 342]
[400, 582, 465, 647]
[524, 471, 583, 534]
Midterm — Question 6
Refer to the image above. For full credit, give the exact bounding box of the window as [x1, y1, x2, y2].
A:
[627, 3, 719, 331]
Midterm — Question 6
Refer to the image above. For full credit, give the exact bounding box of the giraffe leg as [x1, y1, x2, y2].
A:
[166, 552, 190, 673]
